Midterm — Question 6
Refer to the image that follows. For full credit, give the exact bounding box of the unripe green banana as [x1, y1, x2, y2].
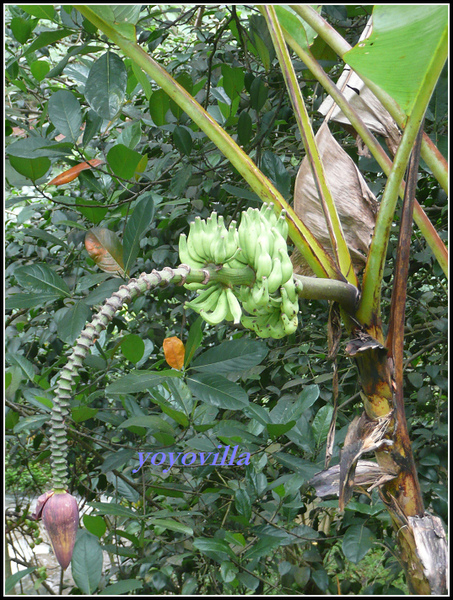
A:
[260, 202, 278, 227]
[281, 312, 298, 335]
[179, 233, 205, 267]
[225, 287, 242, 324]
[275, 210, 289, 239]
[186, 284, 222, 312]
[255, 251, 273, 280]
[281, 278, 297, 303]
[213, 235, 227, 265]
[200, 289, 229, 325]
[278, 247, 294, 284]
[280, 285, 298, 318]
[267, 255, 283, 294]
[187, 227, 209, 265]
[252, 277, 269, 307]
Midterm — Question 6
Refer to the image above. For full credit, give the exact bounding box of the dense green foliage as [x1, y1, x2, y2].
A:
[5, 5, 447, 595]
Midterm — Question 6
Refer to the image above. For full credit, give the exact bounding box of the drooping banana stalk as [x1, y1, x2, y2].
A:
[41, 206, 358, 569]
[49, 265, 192, 491]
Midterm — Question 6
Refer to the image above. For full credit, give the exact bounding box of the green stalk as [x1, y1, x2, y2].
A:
[278, 19, 448, 278]
[357, 99, 441, 325]
[261, 5, 356, 287]
[290, 4, 448, 195]
[75, 5, 341, 282]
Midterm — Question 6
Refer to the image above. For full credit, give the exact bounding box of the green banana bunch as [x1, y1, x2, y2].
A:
[180, 204, 299, 338]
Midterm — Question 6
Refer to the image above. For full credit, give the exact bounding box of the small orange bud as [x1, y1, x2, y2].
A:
[163, 336, 185, 370]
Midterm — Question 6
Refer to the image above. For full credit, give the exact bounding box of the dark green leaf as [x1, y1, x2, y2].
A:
[237, 111, 253, 146]
[71, 530, 103, 594]
[149, 89, 170, 126]
[192, 338, 268, 374]
[187, 373, 249, 410]
[342, 524, 374, 563]
[18, 5, 56, 20]
[48, 90, 82, 143]
[123, 193, 155, 273]
[105, 370, 181, 395]
[193, 537, 235, 562]
[120, 334, 145, 363]
[173, 125, 193, 156]
[118, 415, 175, 435]
[15, 264, 70, 296]
[267, 421, 297, 438]
[85, 51, 127, 120]
[235, 489, 252, 520]
[107, 144, 143, 180]
[9, 155, 50, 181]
[261, 150, 291, 199]
[99, 580, 143, 595]
[5, 568, 36, 594]
[11, 17, 36, 44]
[5, 292, 61, 309]
[55, 301, 92, 345]
[249, 76, 268, 112]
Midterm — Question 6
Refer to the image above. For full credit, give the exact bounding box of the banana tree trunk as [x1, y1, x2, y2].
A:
[346, 333, 447, 594]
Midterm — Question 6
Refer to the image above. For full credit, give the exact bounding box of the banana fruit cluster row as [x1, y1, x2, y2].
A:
[179, 204, 299, 338]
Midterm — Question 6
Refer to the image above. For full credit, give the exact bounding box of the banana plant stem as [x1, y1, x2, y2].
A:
[291, 4, 448, 195]
[278, 30, 447, 278]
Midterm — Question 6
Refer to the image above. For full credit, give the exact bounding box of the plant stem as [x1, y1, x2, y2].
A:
[285, 5, 448, 277]
[49, 265, 190, 489]
[261, 5, 356, 286]
[74, 5, 341, 281]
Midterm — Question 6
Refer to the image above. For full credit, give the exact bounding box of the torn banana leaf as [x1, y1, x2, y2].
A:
[292, 122, 377, 276]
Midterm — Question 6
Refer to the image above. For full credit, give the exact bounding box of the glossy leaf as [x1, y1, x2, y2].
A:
[149, 88, 170, 125]
[15, 264, 70, 296]
[85, 51, 127, 120]
[261, 150, 291, 199]
[71, 530, 103, 594]
[122, 192, 155, 274]
[5, 292, 61, 310]
[106, 144, 143, 179]
[149, 519, 193, 536]
[312, 405, 334, 448]
[173, 125, 193, 156]
[249, 76, 268, 112]
[275, 6, 318, 52]
[192, 339, 268, 374]
[345, 5, 447, 115]
[10, 17, 36, 43]
[84, 227, 126, 278]
[221, 64, 244, 100]
[30, 60, 50, 81]
[120, 334, 145, 364]
[48, 90, 82, 143]
[98, 581, 143, 595]
[118, 416, 175, 435]
[105, 369, 181, 395]
[18, 5, 55, 20]
[55, 301, 92, 345]
[82, 514, 106, 538]
[342, 524, 374, 563]
[237, 111, 253, 146]
[193, 538, 235, 562]
[187, 373, 249, 410]
[9, 155, 50, 181]
[5, 568, 36, 594]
